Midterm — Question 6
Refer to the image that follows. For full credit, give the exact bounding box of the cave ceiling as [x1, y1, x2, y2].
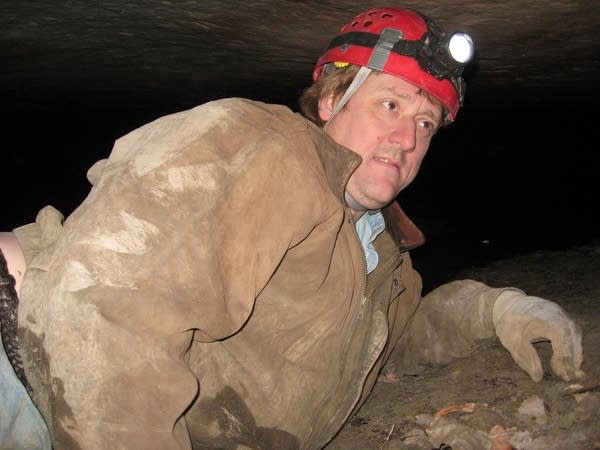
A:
[2, 0, 599, 114]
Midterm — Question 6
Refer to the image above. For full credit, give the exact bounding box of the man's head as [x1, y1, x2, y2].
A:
[299, 6, 473, 215]
[302, 6, 473, 124]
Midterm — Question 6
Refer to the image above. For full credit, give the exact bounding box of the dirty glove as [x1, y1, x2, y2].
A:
[493, 291, 584, 382]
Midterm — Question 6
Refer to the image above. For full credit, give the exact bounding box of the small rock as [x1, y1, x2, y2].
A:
[415, 413, 433, 427]
[517, 396, 546, 418]
[509, 430, 532, 448]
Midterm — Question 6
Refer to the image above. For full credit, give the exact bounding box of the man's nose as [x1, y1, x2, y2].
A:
[388, 117, 416, 152]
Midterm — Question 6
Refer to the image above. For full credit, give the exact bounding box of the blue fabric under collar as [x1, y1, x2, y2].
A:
[354, 210, 385, 274]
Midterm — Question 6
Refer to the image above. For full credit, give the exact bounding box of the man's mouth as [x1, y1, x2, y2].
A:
[373, 156, 400, 170]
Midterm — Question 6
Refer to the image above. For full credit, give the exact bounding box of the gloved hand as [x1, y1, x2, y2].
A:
[493, 290, 584, 382]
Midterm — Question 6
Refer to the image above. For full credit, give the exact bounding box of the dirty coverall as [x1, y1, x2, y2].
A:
[13, 98, 525, 449]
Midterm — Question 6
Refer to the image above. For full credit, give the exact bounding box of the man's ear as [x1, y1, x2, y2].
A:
[318, 94, 336, 122]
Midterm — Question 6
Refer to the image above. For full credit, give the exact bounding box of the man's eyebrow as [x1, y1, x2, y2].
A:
[421, 109, 442, 123]
[380, 86, 412, 100]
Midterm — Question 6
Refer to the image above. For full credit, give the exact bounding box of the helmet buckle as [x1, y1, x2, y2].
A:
[368, 28, 404, 71]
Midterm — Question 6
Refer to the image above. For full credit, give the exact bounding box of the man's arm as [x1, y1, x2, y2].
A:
[389, 279, 583, 382]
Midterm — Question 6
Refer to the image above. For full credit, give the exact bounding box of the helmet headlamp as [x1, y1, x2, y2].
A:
[448, 32, 474, 64]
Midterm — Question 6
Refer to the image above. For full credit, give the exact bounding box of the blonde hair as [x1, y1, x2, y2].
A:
[298, 64, 361, 127]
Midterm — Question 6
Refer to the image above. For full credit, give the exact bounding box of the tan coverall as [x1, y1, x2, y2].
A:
[14, 98, 516, 449]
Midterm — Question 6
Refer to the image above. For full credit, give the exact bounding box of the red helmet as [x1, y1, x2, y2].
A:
[313, 7, 474, 120]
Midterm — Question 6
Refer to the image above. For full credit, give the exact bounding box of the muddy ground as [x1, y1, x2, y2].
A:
[326, 241, 600, 450]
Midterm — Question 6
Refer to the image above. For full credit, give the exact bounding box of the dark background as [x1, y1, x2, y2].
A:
[2, 1, 598, 291]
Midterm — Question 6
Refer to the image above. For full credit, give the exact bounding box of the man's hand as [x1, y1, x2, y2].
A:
[493, 291, 584, 382]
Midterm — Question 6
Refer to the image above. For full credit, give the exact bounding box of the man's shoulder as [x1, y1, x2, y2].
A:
[113, 98, 307, 154]
[189, 98, 301, 127]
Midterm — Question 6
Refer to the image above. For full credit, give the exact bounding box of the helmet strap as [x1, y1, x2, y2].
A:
[323, 66, 372, 131]
[323, 28, 406, 131]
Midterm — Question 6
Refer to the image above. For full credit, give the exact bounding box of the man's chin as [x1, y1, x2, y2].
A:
[345, 187, 400, 212]
[364, 197, 396, 211]
[373, 190, 402, 209]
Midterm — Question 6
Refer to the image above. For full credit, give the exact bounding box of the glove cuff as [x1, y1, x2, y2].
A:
[492, 290, 526, 328]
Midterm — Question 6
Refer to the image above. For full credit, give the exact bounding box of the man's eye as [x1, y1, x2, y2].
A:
[418, 120, 437, 135]
[382, 100, 396, 111]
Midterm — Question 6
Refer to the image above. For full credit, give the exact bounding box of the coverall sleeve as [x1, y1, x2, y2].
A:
[17, 104, 329, 449]
[389, 279, 521, 375]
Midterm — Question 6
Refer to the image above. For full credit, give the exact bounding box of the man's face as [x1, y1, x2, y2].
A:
[319, 72, 443, 212]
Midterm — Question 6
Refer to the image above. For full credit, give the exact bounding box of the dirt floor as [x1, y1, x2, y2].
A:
[325, 241, 600, 450]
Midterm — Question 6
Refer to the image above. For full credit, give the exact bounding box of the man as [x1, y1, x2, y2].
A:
[0, 6, 583, 450]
